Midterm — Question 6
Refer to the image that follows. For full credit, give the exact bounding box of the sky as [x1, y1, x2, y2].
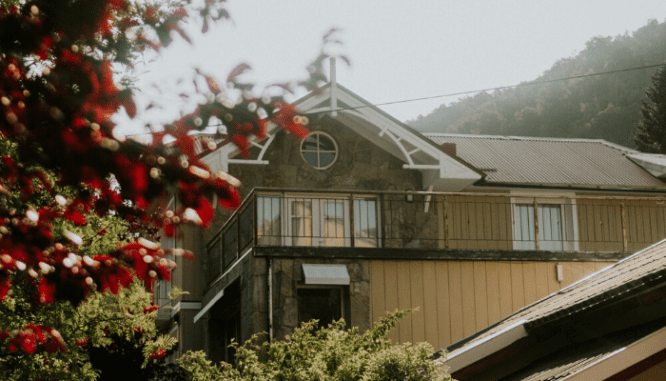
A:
[117, 0, 666, 135]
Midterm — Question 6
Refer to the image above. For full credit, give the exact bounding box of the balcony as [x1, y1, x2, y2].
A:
[204, 188, 666, 283]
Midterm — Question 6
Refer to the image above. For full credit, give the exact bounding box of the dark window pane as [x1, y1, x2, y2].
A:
[257, 196, 281, 245]
[239, 203, 254, 250]
[303, 136, 318, 150]
[319, 152, 335, 167]
[297, 288, 342, 329]
[303, 152, 318, 167]
[223, 221, 238, 269]
[318, 135, 336, 151]
[207, 238, 221, 282]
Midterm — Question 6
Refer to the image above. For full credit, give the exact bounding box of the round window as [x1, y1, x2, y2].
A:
[300, 131, 338, 169]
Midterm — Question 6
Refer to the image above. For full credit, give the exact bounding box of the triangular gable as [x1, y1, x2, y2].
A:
[206, 83, 483, 191]
[296, 83, 483, 191]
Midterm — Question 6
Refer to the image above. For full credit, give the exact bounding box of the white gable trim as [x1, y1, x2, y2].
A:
[207, 84, 481, 191]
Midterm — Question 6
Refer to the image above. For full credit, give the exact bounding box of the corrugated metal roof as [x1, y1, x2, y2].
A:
[440, 238, 666, 361]
[425, 133, 666, 189]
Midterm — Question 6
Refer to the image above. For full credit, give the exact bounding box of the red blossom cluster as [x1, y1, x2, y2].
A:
[149, 348, 166, 360]
[0, 0, 311, 314]
[0, 324, 66, 354]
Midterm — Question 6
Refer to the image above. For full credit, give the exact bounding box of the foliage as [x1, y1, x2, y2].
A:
[0, 0, 345, 379]
[179, 311, 452, 381]
[409, 19, 666, 147]
[634, 65, 666, 152]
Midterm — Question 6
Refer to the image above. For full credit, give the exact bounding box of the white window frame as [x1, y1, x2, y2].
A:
[300, 131, 339, 170]
[283, 195, 351, 247]
[511, 196, 579, 251]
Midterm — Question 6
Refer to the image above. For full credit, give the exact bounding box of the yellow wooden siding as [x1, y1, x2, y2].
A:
[443, 196, 512, 250]
[369, 260, 616, 350]
[440, 196, 666, 253]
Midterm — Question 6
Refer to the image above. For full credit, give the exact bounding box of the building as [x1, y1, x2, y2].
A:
[154, 78, 666, 363]
[437, 238, 666, 380]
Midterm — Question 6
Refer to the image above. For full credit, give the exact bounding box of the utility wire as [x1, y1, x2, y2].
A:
[129, 61, 666, 133]
[303, 62, 666, 116]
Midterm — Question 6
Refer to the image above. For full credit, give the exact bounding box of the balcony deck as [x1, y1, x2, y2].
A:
[204, 188, 666, 284]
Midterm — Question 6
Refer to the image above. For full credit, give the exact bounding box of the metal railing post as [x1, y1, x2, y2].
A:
[349, 194, 355, 247]
[533, 198, 540, 250]
[444, 196, 449, 249]
[621, 202, 628, 252]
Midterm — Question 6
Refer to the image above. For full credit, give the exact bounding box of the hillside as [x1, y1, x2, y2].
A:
[407, 19, 666, 149]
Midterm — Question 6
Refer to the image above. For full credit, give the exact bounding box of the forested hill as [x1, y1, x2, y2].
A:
[407, 19, 666, 149]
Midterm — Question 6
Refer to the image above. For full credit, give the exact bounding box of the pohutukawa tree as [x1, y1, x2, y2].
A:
[0, 0, 339, 378]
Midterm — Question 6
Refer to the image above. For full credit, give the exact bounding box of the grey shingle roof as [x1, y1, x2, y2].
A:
[425, 134, 666, 189]
[500, 318, 666, 381]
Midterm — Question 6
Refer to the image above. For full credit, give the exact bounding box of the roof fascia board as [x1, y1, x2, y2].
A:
[561, 324, 666, 381]
[444, 320, 528, 374]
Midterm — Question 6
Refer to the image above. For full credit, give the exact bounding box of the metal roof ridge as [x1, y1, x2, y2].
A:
[423, 133, 638, 148]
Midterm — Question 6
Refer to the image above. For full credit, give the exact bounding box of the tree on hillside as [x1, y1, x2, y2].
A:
[634, 65, 666, 153]
[408, 19, 666, 146]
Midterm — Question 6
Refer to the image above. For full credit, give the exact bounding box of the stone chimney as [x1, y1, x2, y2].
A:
[442, 142, 456, 156]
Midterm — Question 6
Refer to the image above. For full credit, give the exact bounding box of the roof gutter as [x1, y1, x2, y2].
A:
[473, 180, 666, 194]
[443, 320, 528, 374]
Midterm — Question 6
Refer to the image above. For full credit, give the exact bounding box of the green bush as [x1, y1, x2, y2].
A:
[179, 310, 451, 381]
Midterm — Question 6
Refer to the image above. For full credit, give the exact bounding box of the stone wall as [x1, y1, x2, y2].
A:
[203, 116, 425, 245]
[271, 257, 371, 340]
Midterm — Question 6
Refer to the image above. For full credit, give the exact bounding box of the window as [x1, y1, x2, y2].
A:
[512, 199, 578, 251]
[301, 132, 338, 169]
[288, 198, 350, 247]
[257, 195, 380, 248]
[257, 196, 282, 245]
[297, 287, 345, 329]
[354, 198, 379, 247]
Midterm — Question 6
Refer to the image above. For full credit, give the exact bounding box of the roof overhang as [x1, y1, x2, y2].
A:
[443, 320, 528, 374]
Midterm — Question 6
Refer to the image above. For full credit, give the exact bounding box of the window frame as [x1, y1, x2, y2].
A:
[511, 196, 579, 251]
[296, 284, 350, 330]
[300, 131, 339, 170]
[284, 196, 352, 247]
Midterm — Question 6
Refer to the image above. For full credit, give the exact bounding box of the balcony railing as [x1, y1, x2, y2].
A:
[204, 188, 666, 283]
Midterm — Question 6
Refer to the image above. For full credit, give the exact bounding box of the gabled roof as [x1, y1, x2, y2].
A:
[294, 83, 483, 191]
[425, 133, 666, 190]
[437, 238, 666, 378]
[206, 83, 484, 191]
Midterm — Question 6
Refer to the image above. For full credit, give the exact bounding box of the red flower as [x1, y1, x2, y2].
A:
[64, 207, 87, 226]
[38, 278, 56, 304]
[149, 348, 166, 359]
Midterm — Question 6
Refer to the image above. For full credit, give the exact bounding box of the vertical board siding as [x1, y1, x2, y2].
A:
[396, 261, 413, 343]
[368, 259, 618, 350]
[435, 261, 451, 349]
[473, 262, 489, 331]
[447, 261, 464, 343]
[383, 261, 399, 343]
[446, 196, 512, 251]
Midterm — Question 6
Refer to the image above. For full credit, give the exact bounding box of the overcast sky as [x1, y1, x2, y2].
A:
[117, 0, 666, 135]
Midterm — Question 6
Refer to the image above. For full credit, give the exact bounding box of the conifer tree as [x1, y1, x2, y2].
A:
[634, 64, 666, 153]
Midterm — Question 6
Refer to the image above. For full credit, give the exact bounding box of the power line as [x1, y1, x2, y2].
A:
[304, 62, 666, 116]
[129, 61, 666, 132]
